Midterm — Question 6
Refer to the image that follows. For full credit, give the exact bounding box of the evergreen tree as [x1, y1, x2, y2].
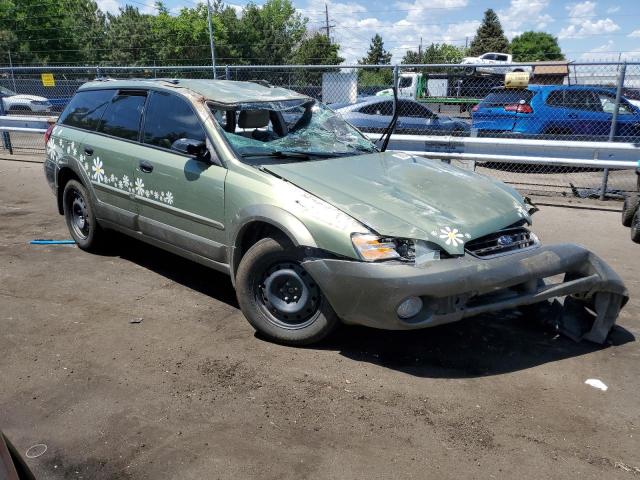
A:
[468, 9, 509, 56]
[359, 33, 392, 65]
[358, 34, 392, 86]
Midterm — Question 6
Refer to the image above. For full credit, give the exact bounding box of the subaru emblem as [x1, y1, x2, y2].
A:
[497, 235, 514, 246]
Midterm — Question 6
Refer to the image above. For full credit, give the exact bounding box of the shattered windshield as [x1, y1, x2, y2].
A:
[209, 98, 377, 161]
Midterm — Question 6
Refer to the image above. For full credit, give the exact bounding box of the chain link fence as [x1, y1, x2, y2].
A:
[1, 62, 639, 198]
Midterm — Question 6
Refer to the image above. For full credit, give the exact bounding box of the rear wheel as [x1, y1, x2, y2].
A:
[622, 194, 639, 227]
[62, 179, 104, 251]
[631, 209, 640, 243]
[235, 236, 339, 345]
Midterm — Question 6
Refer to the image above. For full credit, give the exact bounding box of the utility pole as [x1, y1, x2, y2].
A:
[418, 36, 422, 61]
[325, 3, 331, 42]
[206, 0, 217, 79]
[8, 48, 17, 91]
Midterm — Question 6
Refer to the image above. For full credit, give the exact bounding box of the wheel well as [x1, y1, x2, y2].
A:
[56, 167, 81, 214]
[233, 221, 290, 278]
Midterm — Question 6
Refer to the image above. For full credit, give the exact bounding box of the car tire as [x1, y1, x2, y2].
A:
[622, 194, 640, 227]
[235, 236, 339, 345]
[464, 66, 475, 76]
[631, 209, 640, 243]
[62, 179, 104, 251]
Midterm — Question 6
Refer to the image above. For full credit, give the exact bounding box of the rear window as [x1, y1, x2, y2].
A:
[480, 89, 535, 107]
[59, 89, 115, 130]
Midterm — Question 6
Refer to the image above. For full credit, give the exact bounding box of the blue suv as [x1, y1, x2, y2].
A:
[471, 85, 640, 139]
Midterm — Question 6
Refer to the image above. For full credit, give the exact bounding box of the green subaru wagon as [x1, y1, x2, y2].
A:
[43, 79, 628, 345]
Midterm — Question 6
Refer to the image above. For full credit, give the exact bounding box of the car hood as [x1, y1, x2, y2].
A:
[7, 94, 49, 102]
[265, 152, 530, 255]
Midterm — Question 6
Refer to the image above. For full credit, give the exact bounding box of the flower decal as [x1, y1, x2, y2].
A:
[91, 158, 104, 182]
[163, 192, 174, 205]
[439, 226, 465, 247]
[135, 178, 145, 196]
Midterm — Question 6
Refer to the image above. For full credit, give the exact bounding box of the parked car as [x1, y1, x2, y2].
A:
[335, 97, 470, 134]
[0, 85, 52, 112]
[471, 85, 640, 139]
[622, 87, 640, 109]
[43, 79, 627, 345]
[460, 52, 532, 76]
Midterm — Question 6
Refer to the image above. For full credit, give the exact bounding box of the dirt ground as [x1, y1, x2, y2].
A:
[1, 159, 639, 480]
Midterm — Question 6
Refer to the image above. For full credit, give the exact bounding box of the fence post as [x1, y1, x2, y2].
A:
[0, 96, 13, 155]
[225, 65, 230, 80]
[600, 62, 627, 200]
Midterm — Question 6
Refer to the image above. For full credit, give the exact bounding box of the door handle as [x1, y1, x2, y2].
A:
[568, 113, 578, 119]
[139, 161, 154, 173]
[84, 147, 94, 156]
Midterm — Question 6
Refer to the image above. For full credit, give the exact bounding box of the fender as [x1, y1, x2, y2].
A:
[228, 204, 317, 282]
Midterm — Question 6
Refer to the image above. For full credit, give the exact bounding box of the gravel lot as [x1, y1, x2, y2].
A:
[1, 159, 639, 479]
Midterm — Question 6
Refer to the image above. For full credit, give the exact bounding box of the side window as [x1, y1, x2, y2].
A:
[59, 89, 115, 131]
[97, 92, 146, 141]
[546, 90, 564, 107]
[398, 77, 413, 88]
[482, 54, 496, 60]
[496, 54, 509, 61]
[598, 93, 634, 115]
[564, 90, 602, 112]
[142, 91, 206, 150]
[359, 101, 393, 116]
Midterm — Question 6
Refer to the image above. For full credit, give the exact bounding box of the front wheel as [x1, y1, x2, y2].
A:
[235, 237, 339, 345]
[631, 209, 640, 243]
[62, 179, 104, 251]
[622, 194, 639, 227]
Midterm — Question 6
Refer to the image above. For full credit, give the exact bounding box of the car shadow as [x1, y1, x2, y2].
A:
[314, 310, 635, 379]
[99, 233, 634, 379]
[101, 232, 239, 309]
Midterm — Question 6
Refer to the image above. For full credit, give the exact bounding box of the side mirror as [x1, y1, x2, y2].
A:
[171, 138, 208, 159]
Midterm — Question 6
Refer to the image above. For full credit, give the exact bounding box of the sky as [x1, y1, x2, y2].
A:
[96, 0, 640, 64]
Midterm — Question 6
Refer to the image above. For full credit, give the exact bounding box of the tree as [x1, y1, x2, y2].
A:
[292, 32, 343, 65]
[468, 9, 509, 56]
[402, 43, 466, 65]
[0, 0, 106, 64]
[358, 34, 392, 86]
[105, 5, 155, 65]
[290, 31, 343, 84]
[510, 31, 564, 62]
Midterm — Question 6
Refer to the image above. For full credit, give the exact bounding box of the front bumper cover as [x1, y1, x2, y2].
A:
[302, 243, 628, 344]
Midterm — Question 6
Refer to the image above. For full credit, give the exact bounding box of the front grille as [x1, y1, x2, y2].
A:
[465, 227, 538, 258]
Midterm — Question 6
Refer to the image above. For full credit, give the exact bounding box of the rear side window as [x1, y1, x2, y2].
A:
[480, 90, 534, 107]
[59, 89, 115, 130]
[563, 90, 602, 111]
[97, 92, 146, 141]
[142, 91, 206, 150]
[359, 101, 393, 115]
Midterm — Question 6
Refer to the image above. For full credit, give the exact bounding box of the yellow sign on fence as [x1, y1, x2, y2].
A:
[41, 73, 55, 87]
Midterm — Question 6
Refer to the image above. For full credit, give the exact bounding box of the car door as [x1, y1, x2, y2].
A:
[134, 90, 227, 264]
[562, 89, 604, 137]
[80, 89, 144, 230]
[596, 91, 640, 139]
[396, 100, 440, 133]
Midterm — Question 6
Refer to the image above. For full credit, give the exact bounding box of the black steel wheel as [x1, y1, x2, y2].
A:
[235, 236, 339, 345]
[62, 179, 104, 251]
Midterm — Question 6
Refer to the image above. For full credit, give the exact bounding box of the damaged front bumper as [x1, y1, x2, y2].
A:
[302, 243, 628, 344]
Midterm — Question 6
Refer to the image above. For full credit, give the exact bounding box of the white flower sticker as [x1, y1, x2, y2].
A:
[92, 158, 104, 182]
[164, 192, 174, 205]
[135, 178, 145, 196]
[122, 175, 130, 187]
[439, 226, 465, 247]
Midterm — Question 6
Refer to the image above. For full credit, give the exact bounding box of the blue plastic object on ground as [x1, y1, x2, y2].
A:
[29, 239, 76, 245]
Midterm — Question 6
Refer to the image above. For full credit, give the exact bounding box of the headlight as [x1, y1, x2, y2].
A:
[352, 234, 441, 264]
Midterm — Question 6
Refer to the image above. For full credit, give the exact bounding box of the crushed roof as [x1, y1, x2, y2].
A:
[79, 78, 310, 105]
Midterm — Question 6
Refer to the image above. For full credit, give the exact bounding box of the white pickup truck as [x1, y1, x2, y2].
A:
[460, 52, 532, 76]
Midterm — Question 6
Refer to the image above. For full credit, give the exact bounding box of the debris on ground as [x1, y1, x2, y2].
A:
[585, 379, 608, 391]
[129, 318, 144, 324]
[29, 239, 76, 245]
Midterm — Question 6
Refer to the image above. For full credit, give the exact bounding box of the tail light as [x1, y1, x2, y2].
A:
[504, 103, 533, 114]
[471, 104, 479, 113]
[44, 124, 54, 144]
